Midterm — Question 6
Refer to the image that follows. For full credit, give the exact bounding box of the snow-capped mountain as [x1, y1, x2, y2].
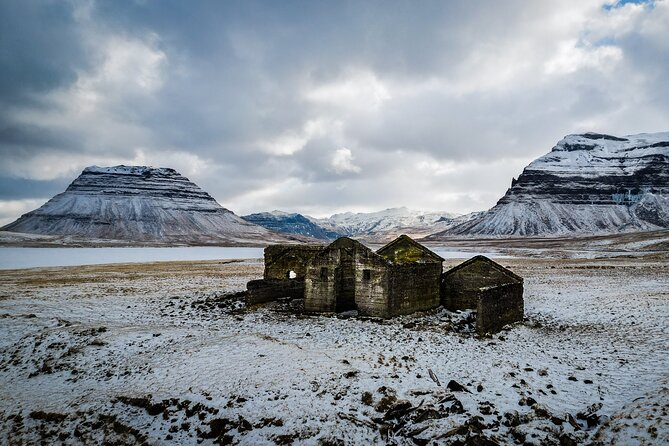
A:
[426, 132, 669, 238]
[242, 211, 340, 240]
[242, 207, 459, 241]
[313, 207, 458, 238]
[1, 166, 299, 245]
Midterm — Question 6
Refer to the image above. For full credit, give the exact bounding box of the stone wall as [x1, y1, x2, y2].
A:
[264, 245, 323, 280]
[352, 254, 390, 317]
[304, 248, 341, 313]
[388, 263, 441, 316]
[476, 283, 524, 335]
[304, 239, 390, 316]
[442, 261, 519, 311]
[246, 279, 305, 305]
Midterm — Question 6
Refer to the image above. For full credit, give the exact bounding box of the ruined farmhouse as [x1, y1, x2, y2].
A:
[441, 256, 524, 335]
[245, 235, 524, 334]
[304, 235, 444, 318]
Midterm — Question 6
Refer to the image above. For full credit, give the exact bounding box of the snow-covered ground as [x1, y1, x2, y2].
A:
[0, 255, 667, 445]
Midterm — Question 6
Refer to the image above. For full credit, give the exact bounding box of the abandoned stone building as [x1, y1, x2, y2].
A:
[244, 236, 524, 334]
[303, 235, 444, 318]
[246, 244, 323, 304]
[441, 255, 524, 335]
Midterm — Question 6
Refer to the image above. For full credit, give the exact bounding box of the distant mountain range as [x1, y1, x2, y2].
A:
[242, 211, 341, 240]
[246, 132, 669, 241]
[243, 207, 462, 242]
[426, 132, 669, 239]
[1, 166, 302, 245]
[2, 130, 667, 246]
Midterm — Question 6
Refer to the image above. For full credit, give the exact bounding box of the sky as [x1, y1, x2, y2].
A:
[1, 0, 668, 224]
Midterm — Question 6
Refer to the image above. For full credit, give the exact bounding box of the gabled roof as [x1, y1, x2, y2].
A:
[315, 236, 376, 257]
[377, 234, 445, 264]
[265, 244, 324, 263]
[442, 255, 523, 282]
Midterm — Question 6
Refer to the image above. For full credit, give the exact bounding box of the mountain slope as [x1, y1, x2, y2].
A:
[242, 207, 460, 242]
[427, 132, 669, 238]
[242, 211, 340, 240]
[2, 165, 297, 245]
[312, 207, 458, 238]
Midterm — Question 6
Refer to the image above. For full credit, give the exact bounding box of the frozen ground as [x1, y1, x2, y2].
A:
[0, 255, 667, 445]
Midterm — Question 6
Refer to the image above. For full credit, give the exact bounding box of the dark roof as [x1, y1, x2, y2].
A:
[314, 236, 377, 257]
[442, 255, 523, 282]
[265, 244, 324, 259]
[377, 234, 445, 263]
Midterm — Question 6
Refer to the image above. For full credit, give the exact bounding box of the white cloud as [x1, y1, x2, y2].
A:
[2, 0, 668, 221]
[304, 69, 391, 111]
[0, 199, 48, 226]
[78, 35, 167, 102]
[544, 41, 623, 75]
[331, 148, 361, 174]
[256, 119, 342, 156]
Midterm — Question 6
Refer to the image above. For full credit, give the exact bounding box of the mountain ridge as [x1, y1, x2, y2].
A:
[2, 165, 302, 245]
[425, 131, 669, 239]
[243, 207, 461, 241]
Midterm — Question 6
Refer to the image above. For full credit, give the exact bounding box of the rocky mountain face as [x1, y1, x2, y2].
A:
[427, 132, 669, 238]
[244, 207, 459, 242]
[242, 211, 341, 240]
[2, 166, 297, 245]
[313, 207, 458, 238]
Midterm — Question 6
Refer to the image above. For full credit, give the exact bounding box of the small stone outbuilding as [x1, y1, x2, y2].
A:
[441, 255, 524, 335]
[377, 235, 444, 316]
[263, 244, 324, 280]
[246, 244, 322, 304]
[303, 235, 444, 318]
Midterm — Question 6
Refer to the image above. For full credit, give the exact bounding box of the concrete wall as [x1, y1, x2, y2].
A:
[246, 279, 305, 305]
[304, 241, 390, 316]
[476, 283, 524, 335]
[353, 254, 390, 317]
[388, 263, 442, 316]
[264, 245, 323, 280]
[304, 248, 341, 313]
[442, 260, 520, 310]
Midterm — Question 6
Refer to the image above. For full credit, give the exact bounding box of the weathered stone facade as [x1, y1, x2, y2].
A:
[304, 237, 391, 316]
[441, 256, 524, 334]
[244, 238, 524, 335]
[378, 235, 443, 316]
[476, 282, 524, 335]
[246, 278, 305, 305]
[263, 245, 324, 280]
[303, 235, 444, 318]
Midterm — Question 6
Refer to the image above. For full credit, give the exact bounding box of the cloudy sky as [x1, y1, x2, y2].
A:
[1, 0, 668, 224]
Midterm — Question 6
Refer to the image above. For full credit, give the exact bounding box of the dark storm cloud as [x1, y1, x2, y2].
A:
[0, 1, 87, 104]
[0, 124, 79, 151]
[0, 0, 667, 221]
[0, 176, 69, 200]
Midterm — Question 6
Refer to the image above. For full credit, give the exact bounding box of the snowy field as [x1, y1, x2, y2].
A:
[0, 254, 667, 445]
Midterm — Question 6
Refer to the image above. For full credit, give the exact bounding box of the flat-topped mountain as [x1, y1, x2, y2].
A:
[1, 165, 297, 245]
[427, 132, 669, 238]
